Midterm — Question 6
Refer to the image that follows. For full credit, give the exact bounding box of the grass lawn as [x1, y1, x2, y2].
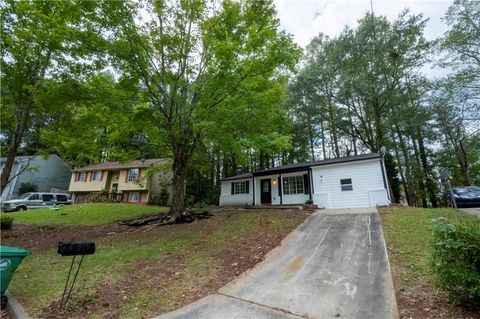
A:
[4, 203, 167, 226]
[379, 206, 479, 318]
[1, 207, 308, 319]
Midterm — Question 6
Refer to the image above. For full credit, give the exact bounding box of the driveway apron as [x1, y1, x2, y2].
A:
[154, 208, 398, 319]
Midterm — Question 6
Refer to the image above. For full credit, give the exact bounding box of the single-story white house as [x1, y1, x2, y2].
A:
[219, 153, 391, 209]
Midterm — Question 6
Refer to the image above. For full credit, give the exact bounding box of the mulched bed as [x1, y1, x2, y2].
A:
[395, 284, 479, 319]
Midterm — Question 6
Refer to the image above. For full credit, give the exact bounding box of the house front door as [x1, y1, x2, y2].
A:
[260, 179, 272, 204]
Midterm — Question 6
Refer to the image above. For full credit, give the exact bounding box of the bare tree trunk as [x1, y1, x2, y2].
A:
[320, 118, 326, 159]
[457, 140, 472, 185]
[412, 138, 427, 208]
[170, 144, 189, 215]
[396, 127, 415, 206]
[417, 130, 438, 207]
[306, 117, 315, 161]
[1, 104, 31, 194]
[231, 153, 237, 176]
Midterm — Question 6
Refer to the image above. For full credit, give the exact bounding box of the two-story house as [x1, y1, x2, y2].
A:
[68, 158, 171, 204]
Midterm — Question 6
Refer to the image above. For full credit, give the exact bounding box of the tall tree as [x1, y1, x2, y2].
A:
[0, 0, 102, 192]
[101, 0, 299, 216]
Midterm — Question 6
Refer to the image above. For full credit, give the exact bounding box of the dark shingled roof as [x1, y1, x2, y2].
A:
[221, 153, 381, 181]
[72, 158, 169, 172]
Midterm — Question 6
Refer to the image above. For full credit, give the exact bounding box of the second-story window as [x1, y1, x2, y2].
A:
[76, 172, 87, 182]
[91, 171, 102, 181]
[127, 168, 139, 182]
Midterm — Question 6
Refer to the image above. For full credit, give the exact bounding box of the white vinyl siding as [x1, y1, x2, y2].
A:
[219, 178, 253, 206]
[312, 159, 389, 208]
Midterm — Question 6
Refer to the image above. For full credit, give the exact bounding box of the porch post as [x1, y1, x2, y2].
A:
[252, 176, 256, 206]
[279, 173, 283, 205]
[308, 168, 313, 200]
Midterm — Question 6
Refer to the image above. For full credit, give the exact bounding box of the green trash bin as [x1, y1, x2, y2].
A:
[0, 246, 31, 309]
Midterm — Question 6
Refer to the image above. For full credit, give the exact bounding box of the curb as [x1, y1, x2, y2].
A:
[5, 291, 30, 319]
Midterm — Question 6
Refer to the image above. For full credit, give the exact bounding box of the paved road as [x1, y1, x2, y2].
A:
[154, 208, 398, 319]
[462, 207, 480, 218]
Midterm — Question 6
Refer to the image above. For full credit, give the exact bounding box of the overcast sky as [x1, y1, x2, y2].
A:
[273, 0, 453, 77]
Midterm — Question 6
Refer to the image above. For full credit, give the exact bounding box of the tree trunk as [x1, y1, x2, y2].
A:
[457, 140, 472, 185]
[320, 117, 326, 159]
[0, 103, 31, 194]
[396, 127, 415, 206]
[170, 145, 189, 215]
[417, 130, 438, 207]
[411, 138, 427, 208]
[307, 116, 315, 161]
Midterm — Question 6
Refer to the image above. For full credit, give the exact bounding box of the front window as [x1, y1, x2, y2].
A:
[128, 191, 140, 202]
[283, 176, 304, 195]
[91, 171, 102, 181]
[233, 181, 249, 194]
[340, 178, 353, 191]
[28, 194, 39, 200]
[127, 168, 139, 182]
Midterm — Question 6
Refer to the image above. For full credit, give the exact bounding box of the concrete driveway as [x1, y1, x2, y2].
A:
[154, 208, 398, 319]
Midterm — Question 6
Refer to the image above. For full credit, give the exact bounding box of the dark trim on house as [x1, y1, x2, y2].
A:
[220, 173, 253, 181]
[222, 153, 381, 183]
[251, 153, 381, 178]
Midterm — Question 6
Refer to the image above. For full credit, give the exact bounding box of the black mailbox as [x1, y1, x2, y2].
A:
[58, 242, 95, 256]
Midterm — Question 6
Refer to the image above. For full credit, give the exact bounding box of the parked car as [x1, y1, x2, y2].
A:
[1, 192, 72, 212]
[451, 186, 480, 207]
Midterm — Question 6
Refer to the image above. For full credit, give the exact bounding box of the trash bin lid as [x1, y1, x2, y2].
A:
[0, 246, 31, 257]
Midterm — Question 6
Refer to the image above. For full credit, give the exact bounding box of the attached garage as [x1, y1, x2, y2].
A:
[219, 153, 390, 209]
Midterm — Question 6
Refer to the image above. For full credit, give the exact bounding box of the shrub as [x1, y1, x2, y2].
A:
[431, 216, 480, 308]
[1, 215, 14, 230]
[305, 199, 313, 205]
[18, 182, 38, 195]
[159, 189, 169, 206]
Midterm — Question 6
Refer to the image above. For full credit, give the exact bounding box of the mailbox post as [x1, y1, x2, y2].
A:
[57, 242, 95, 307]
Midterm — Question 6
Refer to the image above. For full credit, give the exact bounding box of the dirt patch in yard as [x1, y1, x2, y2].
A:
[1, 223, 128, 253]
[2, 208, 310, 319]
[395, 283, 479, 319]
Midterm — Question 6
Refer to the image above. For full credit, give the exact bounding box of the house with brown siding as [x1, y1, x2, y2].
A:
[68, 158, 171, 204]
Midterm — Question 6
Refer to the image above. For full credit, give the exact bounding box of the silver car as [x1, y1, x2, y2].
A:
[1, 192, 72, 212]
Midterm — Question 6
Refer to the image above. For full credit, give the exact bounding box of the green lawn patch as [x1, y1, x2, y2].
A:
[379, 206, 476, 286]
[5, 203, 167, 226]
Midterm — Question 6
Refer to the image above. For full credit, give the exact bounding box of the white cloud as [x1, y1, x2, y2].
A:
[274, 0, 452, 47]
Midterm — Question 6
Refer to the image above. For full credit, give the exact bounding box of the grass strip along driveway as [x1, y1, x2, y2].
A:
[1, 204, 308, 319]
[379, 206, 479, 319]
